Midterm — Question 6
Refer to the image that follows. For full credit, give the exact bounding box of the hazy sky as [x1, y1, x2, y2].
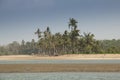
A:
[0, 0, 120, 45]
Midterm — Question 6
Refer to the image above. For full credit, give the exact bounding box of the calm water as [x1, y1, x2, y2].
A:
[0, 59, 120, 64]
[0, 72, 120, 80]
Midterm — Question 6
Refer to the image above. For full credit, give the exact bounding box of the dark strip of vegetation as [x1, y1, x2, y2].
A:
[0, 18, 120, 55]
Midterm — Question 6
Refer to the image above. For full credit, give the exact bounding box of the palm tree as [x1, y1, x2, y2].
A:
[44, 27, 52, 55]
[83, 32, 95, 53]
[68, 18, 79, 53]
[54, 32, 63, 54]
[35, 28, 43, 54]
[35, 28, 42, 38]
[68, 18, 78, 31]
[63, 30, 72, 54]
[83, 32, 94, 45]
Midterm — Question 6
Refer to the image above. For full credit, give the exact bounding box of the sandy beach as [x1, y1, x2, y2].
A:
[0, 54, 120, 60]
[0, 54, 120, 72]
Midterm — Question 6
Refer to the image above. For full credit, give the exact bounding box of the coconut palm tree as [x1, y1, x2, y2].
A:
[68, 18, 79, 53]
[44, 27, 52, 55]
[35, 28, 43, 54]
[68, 18, 78, 31]
[83, 32, 95, 53]
[35, 28, 42, 38]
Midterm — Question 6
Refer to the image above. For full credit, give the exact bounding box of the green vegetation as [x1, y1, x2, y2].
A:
[0, 18, 120, 55]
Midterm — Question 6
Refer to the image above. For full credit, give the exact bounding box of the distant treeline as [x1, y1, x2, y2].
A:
[0, 18, 120, 55]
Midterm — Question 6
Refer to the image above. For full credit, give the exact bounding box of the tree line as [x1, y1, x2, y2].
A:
[0, 18, 120, 55]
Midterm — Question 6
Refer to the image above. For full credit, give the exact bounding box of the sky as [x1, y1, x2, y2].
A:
[0, 0, 120, 45]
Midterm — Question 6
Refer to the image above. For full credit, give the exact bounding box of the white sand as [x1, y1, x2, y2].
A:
[0, 54, 120, 60]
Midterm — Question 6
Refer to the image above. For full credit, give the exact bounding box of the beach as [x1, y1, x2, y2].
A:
[0, 54, 120, 72]
[0, 54, 120, 60]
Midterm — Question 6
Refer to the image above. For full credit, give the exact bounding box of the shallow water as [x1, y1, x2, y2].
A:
[0, 59, 120, 64]
[0, 72, 120, 80]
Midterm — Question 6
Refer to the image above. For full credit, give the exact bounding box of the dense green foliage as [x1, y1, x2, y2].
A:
[0, 18, 120, 55]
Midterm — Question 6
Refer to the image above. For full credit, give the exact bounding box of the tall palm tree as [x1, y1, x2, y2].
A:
[68, 18, 78, 31]
[68, 18, 79, 53]
[35, 28, 43, 54]
[44, 27, 52, 55]
[44, 27, 51, 39]
[35, 28, 42, 38]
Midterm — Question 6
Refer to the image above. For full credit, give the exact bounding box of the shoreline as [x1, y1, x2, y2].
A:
[0, 64, 120, 72]
[0, 54, 120, 60]
[0, 54, 120, 72]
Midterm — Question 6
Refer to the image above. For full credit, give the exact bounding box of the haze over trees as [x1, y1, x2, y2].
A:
[0, 18, 120, 55]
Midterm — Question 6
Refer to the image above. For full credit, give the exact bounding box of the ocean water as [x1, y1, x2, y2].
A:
[0, 72, 120, 80]
[0, 59, 120, 64]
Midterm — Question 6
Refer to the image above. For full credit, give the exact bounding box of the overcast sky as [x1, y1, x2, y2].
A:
[0, 0, 120, 45]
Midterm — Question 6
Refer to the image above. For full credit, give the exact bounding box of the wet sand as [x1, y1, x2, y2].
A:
[0, 64, 120, 72]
